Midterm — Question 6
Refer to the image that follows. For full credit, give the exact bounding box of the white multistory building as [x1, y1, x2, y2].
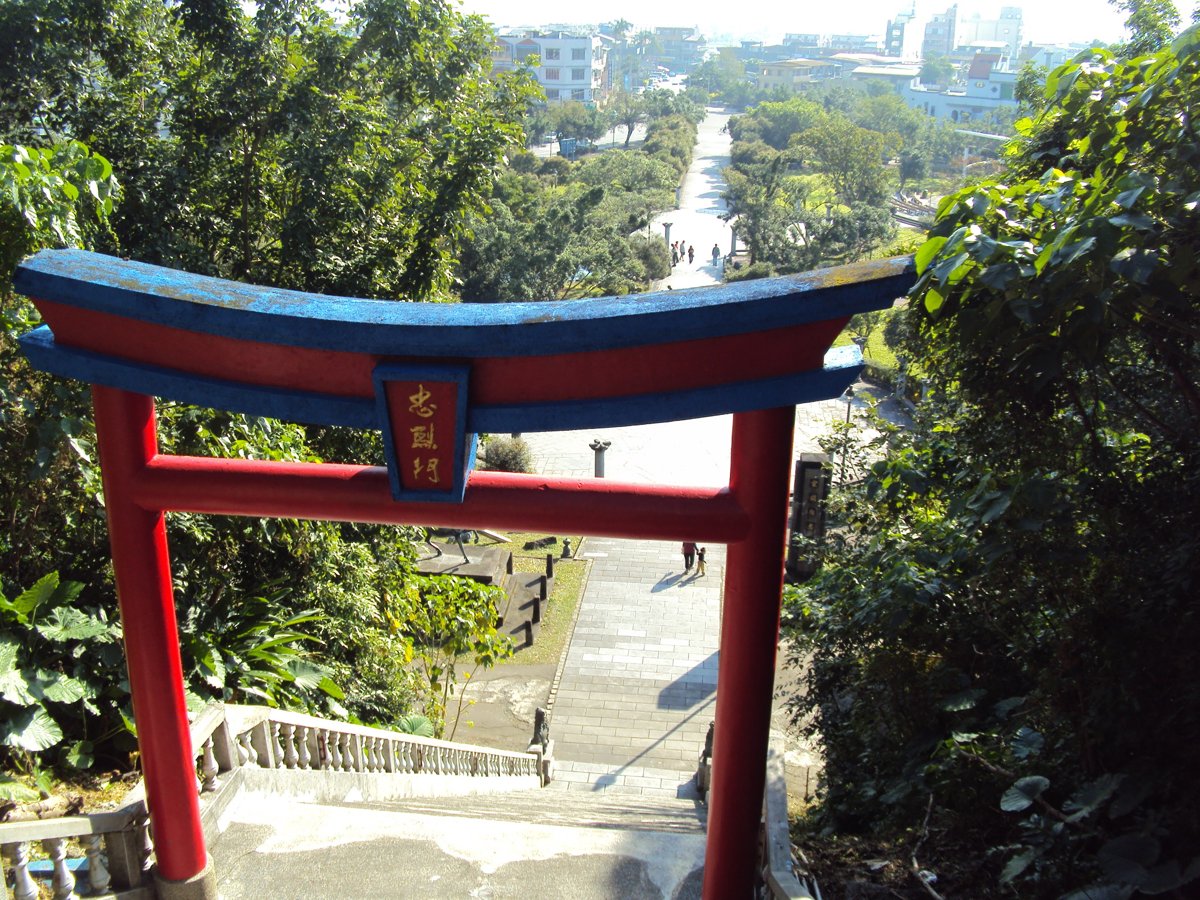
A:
[490, 31, 609, 104]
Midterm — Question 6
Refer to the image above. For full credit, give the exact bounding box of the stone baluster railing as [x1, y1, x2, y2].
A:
[2, 701, 544, 897]
[0, 795, 151, 897]
[210, 704, 544, 784]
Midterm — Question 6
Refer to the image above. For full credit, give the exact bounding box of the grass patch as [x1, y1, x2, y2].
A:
[465, 531, 587, 668]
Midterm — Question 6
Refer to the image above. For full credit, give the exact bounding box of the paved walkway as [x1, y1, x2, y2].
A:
[652, 106, 735, 292]
[548, 538, 724, 799]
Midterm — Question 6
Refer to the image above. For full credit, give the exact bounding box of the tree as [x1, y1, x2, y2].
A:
[793, 113, 894, 206]
[0, 0, 539, 763]
[919, 53, 955, 87]
[1115, 0, 1181, 56]
[897, 149, 928, 187]
[612, 92, 646, 147]
[1014, 60, 1050, 114]
[788, 27, 1200, 897]
[0, 0, 537, 300]
[553, 101, 609, 143]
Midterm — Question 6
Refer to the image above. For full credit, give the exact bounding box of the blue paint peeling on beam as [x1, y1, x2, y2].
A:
[14, 250, 915, 357]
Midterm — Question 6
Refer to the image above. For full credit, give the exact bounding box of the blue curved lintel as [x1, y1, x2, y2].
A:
[21, 326, 864, 434]
[14, 250, 915, 359]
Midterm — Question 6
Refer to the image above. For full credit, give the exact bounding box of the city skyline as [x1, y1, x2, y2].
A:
[457, 0, 1186, 49]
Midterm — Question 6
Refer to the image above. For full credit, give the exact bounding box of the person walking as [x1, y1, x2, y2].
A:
[696, 546, 707, 576]
[711, 243, 721, 267]
[682, 541, 697, 571]
[687, 244, 695, 264]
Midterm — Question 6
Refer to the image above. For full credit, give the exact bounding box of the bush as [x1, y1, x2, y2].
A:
[724, 261, 775, 282]
[481, 436, 532, 473]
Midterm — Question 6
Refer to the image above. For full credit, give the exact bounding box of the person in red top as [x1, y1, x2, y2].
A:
[682, 541, 697, 571]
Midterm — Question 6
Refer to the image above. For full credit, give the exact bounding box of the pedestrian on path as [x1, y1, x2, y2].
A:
[688, 244, 695, 264]
[671, 246, 679, 266]
[682, 541, 697, 571]
[711, 243, 721, 267]
[696, 546, 707, 577]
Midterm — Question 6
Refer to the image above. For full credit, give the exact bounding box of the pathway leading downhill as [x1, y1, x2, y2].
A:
[531, 108, 829, 801]
[548, 538, 724, 799]
[653, 106, 735, 292]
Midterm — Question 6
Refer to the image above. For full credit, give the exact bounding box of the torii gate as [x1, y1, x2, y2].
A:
[15, 249, 914, 898]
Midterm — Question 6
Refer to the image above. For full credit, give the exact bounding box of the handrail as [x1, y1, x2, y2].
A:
[0, 790, 151, 897]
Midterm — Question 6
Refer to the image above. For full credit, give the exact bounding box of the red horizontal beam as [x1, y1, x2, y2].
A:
[133, 456, 750, 544]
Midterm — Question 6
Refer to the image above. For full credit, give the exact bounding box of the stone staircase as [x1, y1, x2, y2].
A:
[209, 785, 706, 899]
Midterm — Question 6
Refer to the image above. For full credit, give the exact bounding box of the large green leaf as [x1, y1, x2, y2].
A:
[1001, 775, 1050, 812]
[2, 707, 63, 751]
[40, 672, 88, 704]
[37, 606, 113, 642]
[0, 572, 58, 624]
[0, 774, 41, 803]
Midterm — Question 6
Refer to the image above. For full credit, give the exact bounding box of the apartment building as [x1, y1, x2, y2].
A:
[491, 31, 609, 103]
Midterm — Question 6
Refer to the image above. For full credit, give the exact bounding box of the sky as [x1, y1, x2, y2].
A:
[455, 0, 1152, 48]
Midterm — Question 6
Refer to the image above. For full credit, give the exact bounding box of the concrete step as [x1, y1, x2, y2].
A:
[211, 788, 705, 899]
[368, 784, 707, 834]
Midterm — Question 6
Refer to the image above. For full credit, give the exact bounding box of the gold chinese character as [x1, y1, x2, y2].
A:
[412, 457, 441, 484]
[408, 383, 437, 419]
[410, 424, 438, 450]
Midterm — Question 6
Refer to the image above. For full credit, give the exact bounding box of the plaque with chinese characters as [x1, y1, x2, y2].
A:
[373, 363, 473, 502]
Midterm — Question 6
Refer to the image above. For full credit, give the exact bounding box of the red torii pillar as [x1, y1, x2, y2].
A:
[16, 250, 914, 898]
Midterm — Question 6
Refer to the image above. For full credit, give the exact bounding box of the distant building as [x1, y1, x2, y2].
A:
[783, 33, 825, 57]
[902, 52, 1016, 121]
[829, 33, 884, 53]
[956, 6, 1023, 64]
[654, 27, 706, 73]
[757, 59, 842, 92]
[922, 5, 958, 60]
[1018, 41, 1090, 70]
[491, 31, 609, 103]
[885, 8, 922, 60]
[850, 63, 923, 90]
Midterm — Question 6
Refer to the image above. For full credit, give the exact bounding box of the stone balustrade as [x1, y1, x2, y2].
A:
[204, 704, 543, 782]
[2, 702, 545, 896]
[0, 793, 152, 898]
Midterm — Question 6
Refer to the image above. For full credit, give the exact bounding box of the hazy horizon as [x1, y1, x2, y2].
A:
[456, 0, 1197, 49]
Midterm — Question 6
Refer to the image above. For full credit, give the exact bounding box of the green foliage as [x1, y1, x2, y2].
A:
[0, 573, 126, 773]
[723, 261, 775, 282]
[0, 0, 536, 300]
[642, 113, 699, 179]
[789, 29, 1200, 897]
[480, 436, 533, 473]
[383, 572, 513, 738]
[920, 54, 956, 88]
[793, 113, 895, 207]
[1, 143, 119, 287]
[394, 714, 435, 737]
[1015, 60, 1050, 114]
[177, 583, 345, 715]
[0, 3, 533, 773]
[1116, 0, 1181, 57]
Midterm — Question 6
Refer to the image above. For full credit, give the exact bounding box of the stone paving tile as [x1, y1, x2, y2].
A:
[547, 760, 705, 800]
[548, 536, 723, 782]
